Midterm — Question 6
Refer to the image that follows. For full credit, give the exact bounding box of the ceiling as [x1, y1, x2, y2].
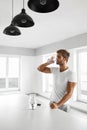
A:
[0, 0, 87, 49]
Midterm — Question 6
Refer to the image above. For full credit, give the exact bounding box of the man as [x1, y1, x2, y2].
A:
[37, 49, 77, 112]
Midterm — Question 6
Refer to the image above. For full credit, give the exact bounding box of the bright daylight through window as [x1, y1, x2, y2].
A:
[0, 56, 20, 92]
[77, 50, 87, 103]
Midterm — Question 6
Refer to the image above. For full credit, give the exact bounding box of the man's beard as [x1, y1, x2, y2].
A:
[56, 60, 64, 65]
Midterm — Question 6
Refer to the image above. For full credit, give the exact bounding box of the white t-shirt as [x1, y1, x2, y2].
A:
[50, 67, 77, 103]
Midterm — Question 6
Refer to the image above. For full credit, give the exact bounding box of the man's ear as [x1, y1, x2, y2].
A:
[63, 57, 66, 62]
[64, 58, 68, 62]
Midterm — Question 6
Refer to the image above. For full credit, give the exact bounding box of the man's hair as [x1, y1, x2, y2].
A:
[57, 49, 70, 61]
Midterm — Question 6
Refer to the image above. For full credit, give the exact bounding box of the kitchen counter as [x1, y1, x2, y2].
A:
[0, 94, 87, 130]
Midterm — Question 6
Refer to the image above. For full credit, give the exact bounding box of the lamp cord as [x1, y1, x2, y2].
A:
[23, 0, 25, 8]
[12, 0, 13, 19]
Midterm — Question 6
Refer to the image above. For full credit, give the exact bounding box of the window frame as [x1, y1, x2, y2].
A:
[77, 48, 87, 103]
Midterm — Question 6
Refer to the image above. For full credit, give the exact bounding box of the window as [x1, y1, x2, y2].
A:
[0, 56, 20, 92]
[42, 52, 58, 93]
[77, 49, 87, 103]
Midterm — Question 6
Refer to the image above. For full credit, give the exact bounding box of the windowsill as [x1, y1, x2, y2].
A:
[70, 101, 87, 113]
[37, 92, 51, 100]
[0, 90, 21, 95]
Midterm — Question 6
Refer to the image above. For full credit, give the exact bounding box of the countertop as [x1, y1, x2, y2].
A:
[0, 94, 87, 130]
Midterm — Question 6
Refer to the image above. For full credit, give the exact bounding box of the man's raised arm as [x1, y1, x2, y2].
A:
[37, 57, 54, 73]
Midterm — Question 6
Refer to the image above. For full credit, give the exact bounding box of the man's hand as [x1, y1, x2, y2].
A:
[47, 56, 55, 64]
[50, 103, 58, 109]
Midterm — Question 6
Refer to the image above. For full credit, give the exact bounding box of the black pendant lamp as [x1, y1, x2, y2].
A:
[12, 0, 34, 27]
[3, 23, 21, 36]
[27, 0, 59, 13]
[3, 0, 21, 36]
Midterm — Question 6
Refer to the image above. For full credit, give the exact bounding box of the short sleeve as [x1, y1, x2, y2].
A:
[68, 71, 77, 82]
[50, 67, 58, 74]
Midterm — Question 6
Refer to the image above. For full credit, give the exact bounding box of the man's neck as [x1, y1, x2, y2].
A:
[59, 65, 69, 72]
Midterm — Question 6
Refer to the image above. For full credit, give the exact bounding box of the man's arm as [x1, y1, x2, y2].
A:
[37, 62, 51, 73]
[50, 82, 76, 109]
[37, 57, 54, 73]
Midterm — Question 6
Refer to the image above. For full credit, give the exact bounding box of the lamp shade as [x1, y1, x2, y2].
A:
[27, 0, 59, 13]
[12, 8, 34, 27]
[3, 23, 21, 36]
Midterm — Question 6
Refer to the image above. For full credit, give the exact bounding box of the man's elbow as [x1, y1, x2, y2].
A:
[37, 66, 43, 72]
[37, 66, 41, 71]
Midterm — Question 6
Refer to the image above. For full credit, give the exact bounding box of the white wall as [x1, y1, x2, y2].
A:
[20, 56, 36, 93]
[35, 33, 87, 56]
[34, 55, 44, 94]
[20, 55, 43, 94]
[0, 46, 35, 56]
